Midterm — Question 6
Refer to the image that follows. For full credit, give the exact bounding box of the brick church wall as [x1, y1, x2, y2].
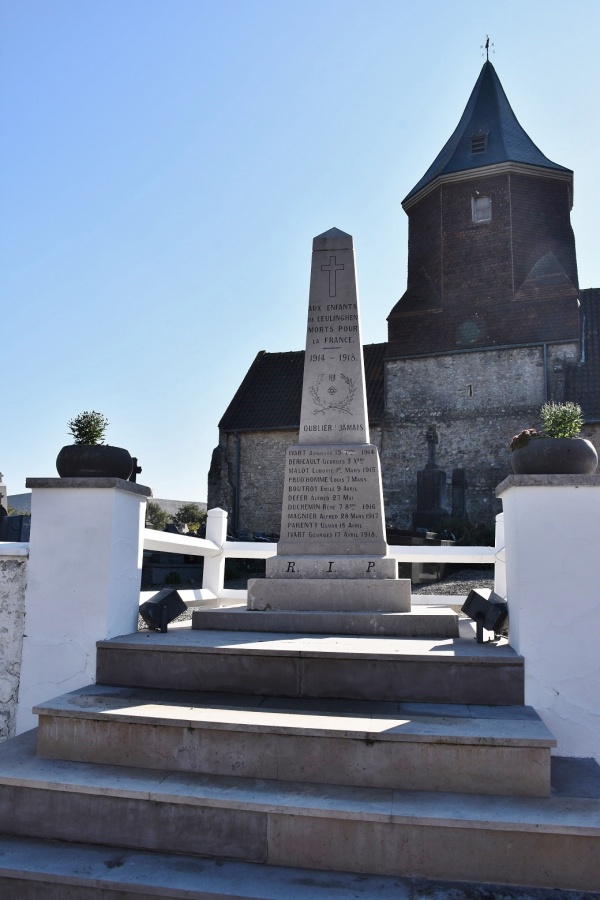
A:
[509, 174, 577, 289]
[441, 175, 513, 306]
[405, 173, 577, 308]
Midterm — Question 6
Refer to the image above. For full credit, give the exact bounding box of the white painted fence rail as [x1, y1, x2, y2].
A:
[0, 543, 29, 557]
[142, 507, 502, 607]
[388, 546, 495, 564]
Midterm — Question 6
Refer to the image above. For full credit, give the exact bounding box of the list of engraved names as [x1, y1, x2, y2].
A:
[283, 445, 381, 541]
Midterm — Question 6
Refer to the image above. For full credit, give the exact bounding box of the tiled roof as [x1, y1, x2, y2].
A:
[404, 62, 571, 205]
[219, 343, 387, 431]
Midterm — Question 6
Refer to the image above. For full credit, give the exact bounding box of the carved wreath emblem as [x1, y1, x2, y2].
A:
[310, 373, 356, 415]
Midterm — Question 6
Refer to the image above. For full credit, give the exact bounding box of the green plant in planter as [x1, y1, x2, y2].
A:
[57, 411, 133, 479]
[509, 400, 597, 475]
[510, 402, 583, 451]
[67, 411, 109, 445]
[539, 401, 583, 439]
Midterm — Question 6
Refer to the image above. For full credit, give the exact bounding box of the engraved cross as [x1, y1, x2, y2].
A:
[321, 256, 344, 297]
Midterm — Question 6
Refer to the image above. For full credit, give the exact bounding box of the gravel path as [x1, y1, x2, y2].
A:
[411, 566, 494, 595]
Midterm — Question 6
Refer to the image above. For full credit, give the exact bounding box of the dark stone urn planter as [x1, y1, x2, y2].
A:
[56, 445, 133, 479]
[511, 437, 598, 475]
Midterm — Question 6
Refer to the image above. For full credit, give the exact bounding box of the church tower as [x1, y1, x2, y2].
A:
[381, 60, 584, 528]
[387, 61, 580, 357]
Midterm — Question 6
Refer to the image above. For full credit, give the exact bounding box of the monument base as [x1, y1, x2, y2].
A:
[247, 577, 411, 612]
[192, 606, 458, 638]
[266, 555, 397, 579]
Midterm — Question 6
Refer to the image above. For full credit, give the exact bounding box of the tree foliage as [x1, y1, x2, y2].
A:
[172, 502, 207, 533]
[7, 506, 31, 517]
[145, 501, 171, 531]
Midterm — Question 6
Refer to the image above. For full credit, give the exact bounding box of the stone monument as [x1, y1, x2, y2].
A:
[248, 228, 411, 613]
[413, 425, 448, 530]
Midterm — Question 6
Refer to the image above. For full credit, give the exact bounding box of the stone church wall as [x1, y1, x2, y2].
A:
[209, 426, 383, 536]
[208, 341, 600, 536]
[208, 430, 298, 535]
[381, 342, 581, 529]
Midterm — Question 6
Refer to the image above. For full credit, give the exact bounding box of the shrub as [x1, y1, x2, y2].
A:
[67, 411, 109, 445]
[539, 401, 583, 439]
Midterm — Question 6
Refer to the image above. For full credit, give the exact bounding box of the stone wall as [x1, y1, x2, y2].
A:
[208, 342, 600, 535]
[209, 427, 383, 536]
[208, 430, 298, 535]
[381, 343, 582, 528]
[0, 555, 27, 741]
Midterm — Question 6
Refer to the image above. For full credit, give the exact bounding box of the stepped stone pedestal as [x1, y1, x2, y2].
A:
[215, 228, 422, 634]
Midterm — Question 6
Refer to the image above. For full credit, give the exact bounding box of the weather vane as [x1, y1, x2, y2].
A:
[481, 36, 495, 60]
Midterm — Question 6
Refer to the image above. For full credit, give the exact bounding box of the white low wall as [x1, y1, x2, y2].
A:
[497, 474, 600, 762]
[0, 545, 29, 740]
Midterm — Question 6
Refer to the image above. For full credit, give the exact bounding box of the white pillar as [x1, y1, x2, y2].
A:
[202, 507, 228, 597]
[16, 477, 151, 734]
[497, 474, 600, 761]
[493, 512, 506, 600]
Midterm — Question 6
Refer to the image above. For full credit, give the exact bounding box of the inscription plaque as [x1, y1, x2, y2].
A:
[278, 443, 386, 556]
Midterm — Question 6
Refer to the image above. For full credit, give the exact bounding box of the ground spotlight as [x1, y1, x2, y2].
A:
[140, 588, 186, 633]
[461, 588, 508, 643]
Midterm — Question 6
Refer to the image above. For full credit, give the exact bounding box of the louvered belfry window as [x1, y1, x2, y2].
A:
[471, 133, 487, 154]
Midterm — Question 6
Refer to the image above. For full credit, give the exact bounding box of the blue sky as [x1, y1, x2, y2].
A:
[3, 0, 599, 501]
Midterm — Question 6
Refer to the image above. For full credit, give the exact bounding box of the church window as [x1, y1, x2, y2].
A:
[471, 194, 491, 223]
[471, 132, 487, 154]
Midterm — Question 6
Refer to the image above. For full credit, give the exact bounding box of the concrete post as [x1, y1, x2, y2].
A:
[16, 477, 151, 734]
[202, 507, 228, 597]
[493, 512, 506, 600]
[496, 474, 600, 762]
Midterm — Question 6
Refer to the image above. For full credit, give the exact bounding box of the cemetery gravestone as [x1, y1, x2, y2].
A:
[248, 228, 410, 612]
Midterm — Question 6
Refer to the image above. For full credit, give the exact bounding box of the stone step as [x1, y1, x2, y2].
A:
[96, 622, 524, 706]
[0, 733, 598, 893]
[1, 835, 590, 900]
[192, 604, 459, 637]
[34, 685, 555, 797]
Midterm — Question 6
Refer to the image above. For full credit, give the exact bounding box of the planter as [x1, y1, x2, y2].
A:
[56, 445, 133, 479]
[511, 437, 598, 475]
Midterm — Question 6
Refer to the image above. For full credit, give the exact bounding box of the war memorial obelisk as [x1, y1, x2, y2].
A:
[247, 228, 411, 615]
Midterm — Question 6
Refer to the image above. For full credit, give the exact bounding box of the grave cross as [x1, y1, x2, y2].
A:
[321, 256, 344, 297]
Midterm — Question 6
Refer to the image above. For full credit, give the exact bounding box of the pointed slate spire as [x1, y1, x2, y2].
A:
[404, 61, 571, 206]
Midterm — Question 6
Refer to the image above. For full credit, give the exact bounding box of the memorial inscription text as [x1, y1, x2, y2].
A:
[282, 445, 381, 540]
